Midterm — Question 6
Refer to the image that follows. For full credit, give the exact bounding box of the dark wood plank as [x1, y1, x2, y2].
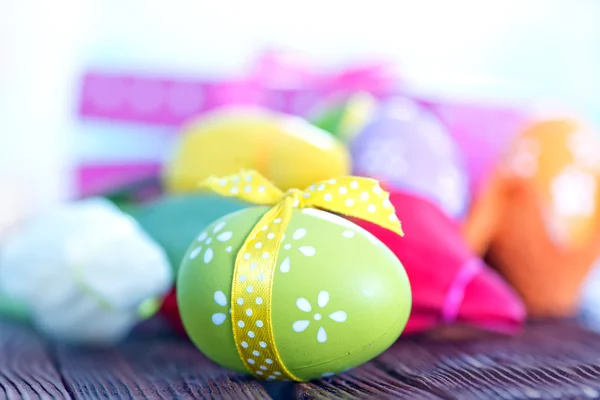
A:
[376, 320, 600, 400]
[49, 317, 271, 400]
[295, 361, 443, 399]
[294, 320, 600, 399]
[0, 318, 72, 400]
[9, 312, 600, 400]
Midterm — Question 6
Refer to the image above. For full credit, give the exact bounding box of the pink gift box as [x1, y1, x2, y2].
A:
[79, 72, 263, 126]
[74, 52, 528, 199]
[74, 56, 403, 197]
[77, 163, 162, 199]
[421, 101, 528, 195]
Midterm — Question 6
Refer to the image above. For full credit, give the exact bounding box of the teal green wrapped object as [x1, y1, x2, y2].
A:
[127, 194, 251, 274]
[0, 293, 29, 322]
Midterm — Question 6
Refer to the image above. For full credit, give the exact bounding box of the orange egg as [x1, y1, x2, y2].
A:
[503, 119, 600, 249]
[463, 118, 600, 316]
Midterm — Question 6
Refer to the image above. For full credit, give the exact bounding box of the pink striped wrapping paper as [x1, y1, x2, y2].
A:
[75, 54, 527, 198]
[79, 72, 263, 126]
[75, 61, 400, 197]
[77, 73, 259, 197]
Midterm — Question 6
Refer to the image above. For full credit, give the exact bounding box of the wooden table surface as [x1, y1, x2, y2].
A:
[3, 316, 600, 400]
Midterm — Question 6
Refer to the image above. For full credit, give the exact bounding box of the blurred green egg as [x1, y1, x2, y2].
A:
[309, 91, 378, 142]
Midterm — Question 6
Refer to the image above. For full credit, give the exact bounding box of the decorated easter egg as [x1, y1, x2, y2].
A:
[178, 207, 410, 381]
[501, 119, 600, 248]
[463, 118, 600, 316]
[177, 170, 411, 381]
[350, 97, 470, 219]
[163, 107, 351, 193]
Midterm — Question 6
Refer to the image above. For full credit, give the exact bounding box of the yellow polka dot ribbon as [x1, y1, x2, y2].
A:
[198, 170, 403, 381]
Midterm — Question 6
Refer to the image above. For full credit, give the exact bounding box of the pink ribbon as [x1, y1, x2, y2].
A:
[441, 257, 483, 323]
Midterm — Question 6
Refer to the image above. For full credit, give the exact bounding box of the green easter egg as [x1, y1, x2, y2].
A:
[177, 206, 411, 381]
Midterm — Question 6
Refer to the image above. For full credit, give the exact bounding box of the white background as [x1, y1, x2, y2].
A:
[1, 0, 600, 222]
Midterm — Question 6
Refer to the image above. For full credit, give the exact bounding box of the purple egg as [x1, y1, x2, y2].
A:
[350, 97, 470, 219]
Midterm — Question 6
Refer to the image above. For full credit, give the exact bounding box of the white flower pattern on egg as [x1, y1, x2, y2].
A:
[551, 166, 597, 217]
[278, 228, 316, 274]
[568, 131, 600, 171]
[292, 290, 347, 343]
[211, 290, 232, 326]
[189, 221, 235, 264]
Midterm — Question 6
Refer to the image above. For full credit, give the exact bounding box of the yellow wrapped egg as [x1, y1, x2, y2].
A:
[164, 108, 351, 193]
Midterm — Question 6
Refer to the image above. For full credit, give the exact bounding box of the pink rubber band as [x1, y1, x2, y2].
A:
[441, 258, 483, 324]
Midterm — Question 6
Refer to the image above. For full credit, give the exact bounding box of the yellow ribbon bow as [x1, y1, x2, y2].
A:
[199, 170, 403, 381]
